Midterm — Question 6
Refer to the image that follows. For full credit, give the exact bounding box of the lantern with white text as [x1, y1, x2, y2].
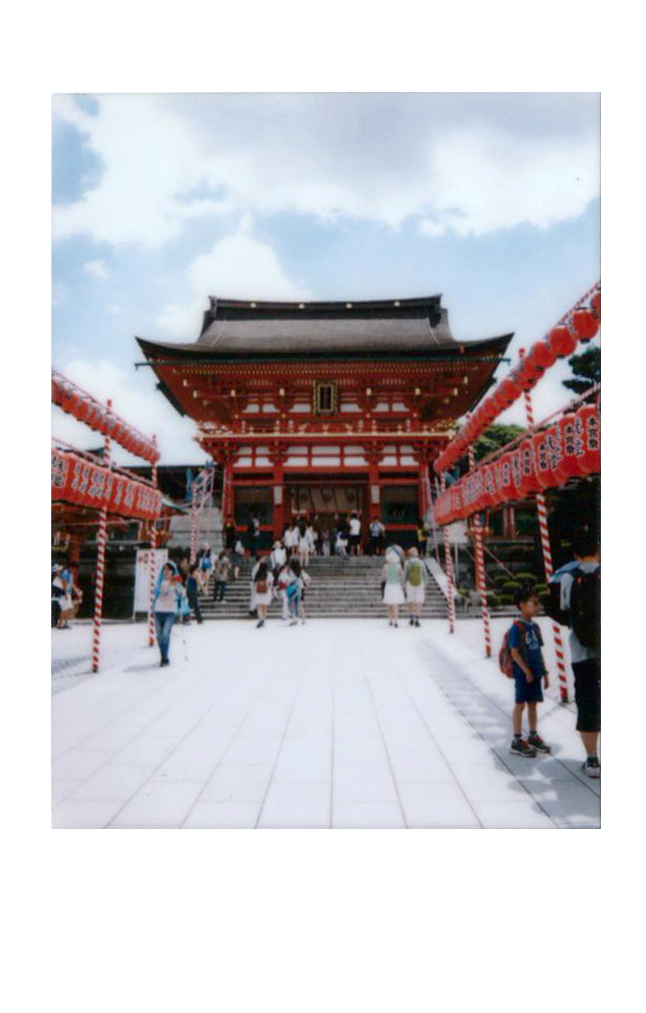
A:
[532, 430, 555, 490]
[552, 413, 585, 485]
[509, 447, 523, 500]
[51, 449, 72, 501]
[518, 438, 542, 496]
[481, 463, 497, 507]
[576, 403, 601, 475]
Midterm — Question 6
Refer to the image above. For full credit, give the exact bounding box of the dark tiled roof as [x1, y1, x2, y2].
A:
[137, 295, 512, 361]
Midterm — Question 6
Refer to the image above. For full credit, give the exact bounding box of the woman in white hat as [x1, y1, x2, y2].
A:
[381, 548, 405, 627]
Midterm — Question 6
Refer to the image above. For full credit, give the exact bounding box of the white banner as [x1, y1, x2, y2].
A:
[134, 548, 168, 613]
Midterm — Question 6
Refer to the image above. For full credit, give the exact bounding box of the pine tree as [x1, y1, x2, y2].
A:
[563, 345, 600, 395]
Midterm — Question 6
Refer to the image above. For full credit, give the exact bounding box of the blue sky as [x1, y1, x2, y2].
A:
[52, 93, 600, 464]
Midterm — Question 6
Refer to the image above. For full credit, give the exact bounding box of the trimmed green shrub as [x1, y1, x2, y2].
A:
[498, 594, 514, 606]
[487, 592, 501, 608]
[502, 581, 522, 595]
[515, 572, 537, 585]
[533, 583, 548, 595]
[494, 574, 510, 589]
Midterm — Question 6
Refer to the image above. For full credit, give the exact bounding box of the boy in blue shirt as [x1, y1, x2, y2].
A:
[509, 587, 551, 757]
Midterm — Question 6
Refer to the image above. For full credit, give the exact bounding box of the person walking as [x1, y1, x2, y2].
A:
[213, 550, 231, 603]
[276, 562, 295, 621]
[321, 526, 331, 557]
[369, 517, 385, 556]
[252, 560, 274, 628]
[152, 561, 181, 666]
[57, 562, 82, 628]
[198, 544, 213, 592]
[248, 512, 261, 560]
[349, 511, 362, 556]
[404, 547, 428, 626]
[270, 541, 287, 579]
[416, 519, 429, 558]
[381, 548, 405, 627]
[555, 533, 601, 777]
[224, 515, 237, 552]
[299, 523, 313, 567]
[286, 558, 304, 626]
[232, 537, 244, 580]
[187, 565, 204, 624]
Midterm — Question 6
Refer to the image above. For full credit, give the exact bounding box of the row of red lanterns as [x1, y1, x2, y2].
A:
[434, 401, 600, 526]
[51, 449, 162, 521]
[52, 372, 160, 465]
[434, 289, 600, 475]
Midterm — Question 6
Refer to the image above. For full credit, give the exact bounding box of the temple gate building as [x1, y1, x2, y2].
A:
[137, 296, 512, 550]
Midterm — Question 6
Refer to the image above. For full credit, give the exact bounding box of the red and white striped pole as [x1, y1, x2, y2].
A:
[190, 474, 199, 565]
[519, 348, 569, 703]
[148, 436, 158, 648]
[440, 472, 457, 634]
[468, 430, 492, 657]
[91, 399, 111, 674]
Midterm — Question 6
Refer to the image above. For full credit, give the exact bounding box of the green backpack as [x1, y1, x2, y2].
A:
[408, 560, 423, 587]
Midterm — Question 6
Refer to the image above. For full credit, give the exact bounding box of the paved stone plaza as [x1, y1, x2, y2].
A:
[51, 619, 600, 829]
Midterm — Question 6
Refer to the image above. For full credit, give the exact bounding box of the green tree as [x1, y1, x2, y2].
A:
[563, 345, 600, 395]
[472, 424, 525, 463]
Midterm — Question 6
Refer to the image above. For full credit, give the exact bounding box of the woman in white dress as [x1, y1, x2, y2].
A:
[381, 548, 405, 627]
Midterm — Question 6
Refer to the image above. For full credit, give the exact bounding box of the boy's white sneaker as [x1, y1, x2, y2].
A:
[581, 757, 601, 778]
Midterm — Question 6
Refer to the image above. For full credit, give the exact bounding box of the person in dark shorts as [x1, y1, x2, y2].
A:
[558, 534, 601, 778]
[186, 565, 203, 624]
[509, 587, 551, 757]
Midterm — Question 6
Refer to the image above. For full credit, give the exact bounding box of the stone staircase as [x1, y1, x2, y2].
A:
[197, 555, 449, 621]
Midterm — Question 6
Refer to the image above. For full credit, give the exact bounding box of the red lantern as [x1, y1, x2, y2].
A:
[498, 378, 519, 408]
[532, 430, 555, 490]
[480, 464, 497, 507]
[592, 292, 601, 319]
[509, 447, 523, 500]
[518, 355, 541, 391]
[51, 449, 72, 501]
[551, 413, 585, 484]
[109, 474, 127, 515]
[498, 452, 515, 502]
[518, 438, 542, 496]
[491, 459, 505, 505]
[531, 340, 558, 372]
[576, 403, 601, 475]
[549, 325, 578, 359]
[572, 309, 599, 343]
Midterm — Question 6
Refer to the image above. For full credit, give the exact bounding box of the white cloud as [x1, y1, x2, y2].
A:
[156, 233, 312, 338]
[52, 93, 599, 248]
[418, 219, 447, 238]
[52, 359, 204, 465]
[83, 259, 110, 280]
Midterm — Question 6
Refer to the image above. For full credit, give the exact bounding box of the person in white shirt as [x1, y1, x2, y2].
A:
[348, 512, 362, 556]
[404, 547, 428, 627]
[270, 541, 287, 574]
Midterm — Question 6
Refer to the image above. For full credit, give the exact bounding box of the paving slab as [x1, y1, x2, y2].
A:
[51, 619, 600, 829]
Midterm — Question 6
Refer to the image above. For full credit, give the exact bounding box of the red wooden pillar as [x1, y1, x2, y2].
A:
[271, 443, 285, 540]
[221, 453, 234, 522]
[368, 449, 381, 521]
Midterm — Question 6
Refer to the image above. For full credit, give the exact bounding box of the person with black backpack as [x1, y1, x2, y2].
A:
[557, 533, 601, 778]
